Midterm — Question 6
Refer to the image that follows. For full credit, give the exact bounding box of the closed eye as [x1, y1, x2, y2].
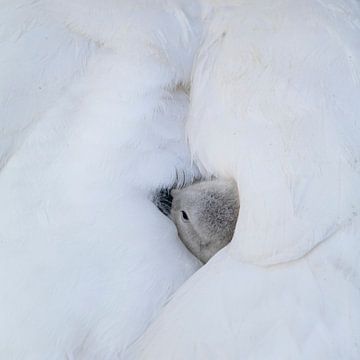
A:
[181, 210, 189, 221]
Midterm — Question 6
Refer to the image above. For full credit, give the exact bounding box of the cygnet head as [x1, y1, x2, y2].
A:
[170, 179, 239, 263]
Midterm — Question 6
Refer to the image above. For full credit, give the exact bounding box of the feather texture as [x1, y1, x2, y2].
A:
[135, 1, 360, 358]
[0, 1, 202, 358]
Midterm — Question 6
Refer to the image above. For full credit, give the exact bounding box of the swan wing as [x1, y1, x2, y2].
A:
[135, 1, 360, 358]
[0, 1, 202, 358]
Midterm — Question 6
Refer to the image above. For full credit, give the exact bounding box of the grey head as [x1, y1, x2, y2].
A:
[170, 179, 239, 263]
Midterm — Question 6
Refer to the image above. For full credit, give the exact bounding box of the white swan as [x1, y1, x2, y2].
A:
[2, 0, 360, 358]
[0, 1, 203, 358]
[134, 0, 360, 358]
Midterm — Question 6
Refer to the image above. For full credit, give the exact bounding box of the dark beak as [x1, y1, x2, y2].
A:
[153, 188, 173, 216]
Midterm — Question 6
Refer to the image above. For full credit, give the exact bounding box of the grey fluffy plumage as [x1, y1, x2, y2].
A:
[170, 179, 239, 263]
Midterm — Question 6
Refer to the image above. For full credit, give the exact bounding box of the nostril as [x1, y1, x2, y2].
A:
[181, 211, 189, 221]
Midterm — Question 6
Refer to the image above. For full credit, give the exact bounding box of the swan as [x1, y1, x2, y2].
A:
[0, 1, 204, 358]
[2, 0, 359, 358]
[133, 0, 360, 358]
[170, 179, 239, 263]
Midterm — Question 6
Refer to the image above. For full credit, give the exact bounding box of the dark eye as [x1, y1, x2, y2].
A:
[181, 210, 189, 221]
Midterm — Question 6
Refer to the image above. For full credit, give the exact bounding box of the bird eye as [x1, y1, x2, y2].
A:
[181, 211, 189, 221]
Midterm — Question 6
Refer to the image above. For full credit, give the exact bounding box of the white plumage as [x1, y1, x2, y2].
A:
[0, 1, 201, 358]
[134, 0, 360, 358]
[1, 0, 360, 359]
